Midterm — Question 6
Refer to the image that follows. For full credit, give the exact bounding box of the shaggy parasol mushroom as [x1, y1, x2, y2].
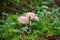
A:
[18, 16, 29, 24]
[26, 12, 39, 21]
[18, 12, 39, 25]
[25, 12, 35, 20]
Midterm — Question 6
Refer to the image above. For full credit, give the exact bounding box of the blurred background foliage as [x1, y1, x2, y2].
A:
[0, 0, 60, 40]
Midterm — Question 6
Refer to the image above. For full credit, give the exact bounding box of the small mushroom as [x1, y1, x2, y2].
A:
[18, 16, 29, 24]
[26, 12, 35, 20]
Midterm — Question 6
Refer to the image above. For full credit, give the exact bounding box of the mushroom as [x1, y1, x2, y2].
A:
[25, 12, 35, 20]
[18, 16, 29, 24]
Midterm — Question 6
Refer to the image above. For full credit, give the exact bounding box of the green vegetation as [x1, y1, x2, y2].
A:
[0, 0, 60, 40]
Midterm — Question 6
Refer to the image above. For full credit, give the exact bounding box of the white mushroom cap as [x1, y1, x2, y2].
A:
[26, 12, 35, 20]
[18, 16, 29, 24]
